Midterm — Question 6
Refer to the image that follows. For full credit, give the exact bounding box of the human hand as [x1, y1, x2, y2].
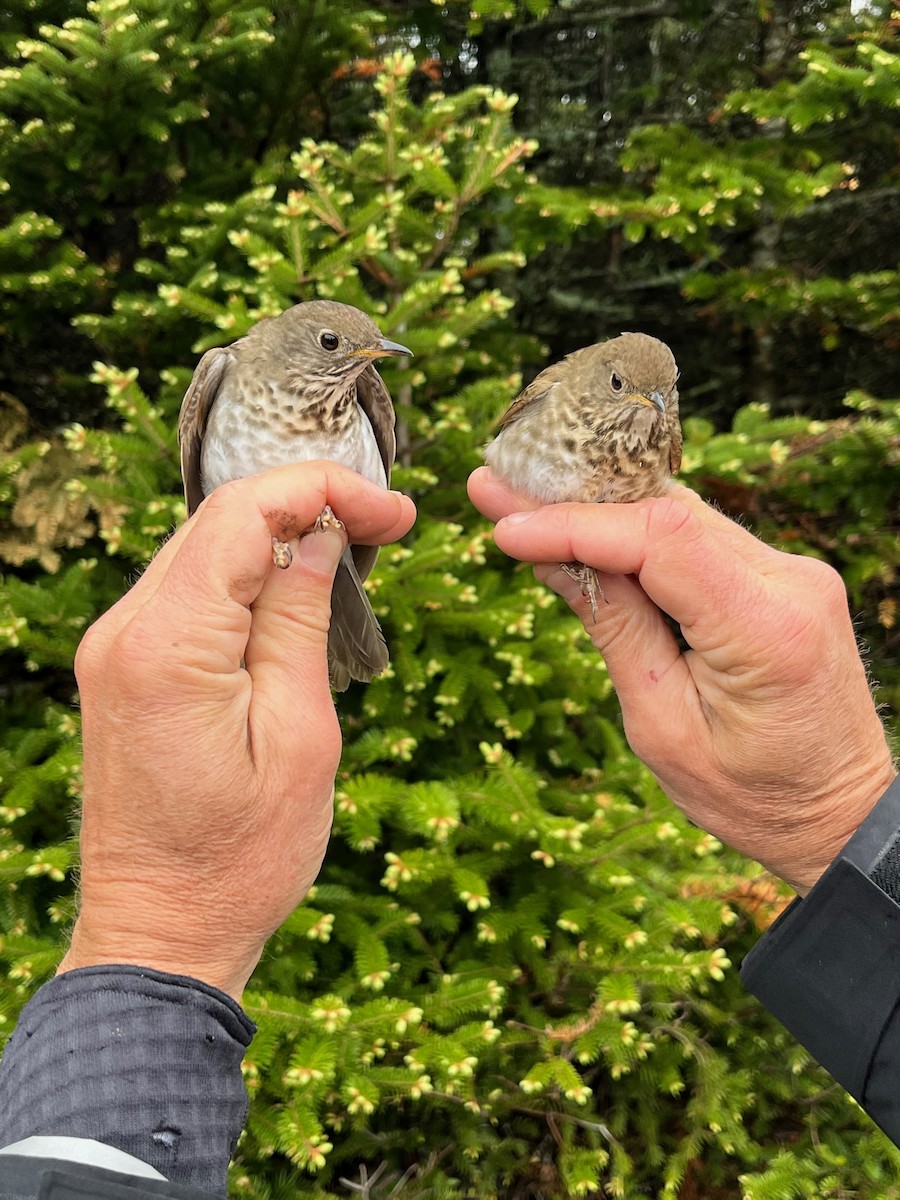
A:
[468, 467, 895, 894]
[60, 463, 416, 999]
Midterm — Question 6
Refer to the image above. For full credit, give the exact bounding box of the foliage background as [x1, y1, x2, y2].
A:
[0, 1, 898, 1197]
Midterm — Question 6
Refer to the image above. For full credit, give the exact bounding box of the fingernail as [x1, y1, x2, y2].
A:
[297, 529, 346, 574]
[502, 511, 537, 527]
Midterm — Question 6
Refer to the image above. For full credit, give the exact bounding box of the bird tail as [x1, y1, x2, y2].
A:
[328, 549, 389, 692]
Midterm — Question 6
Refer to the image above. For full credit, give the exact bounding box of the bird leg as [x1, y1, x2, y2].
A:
[560, 561, 607, 622]
[271, 505, 347, 570]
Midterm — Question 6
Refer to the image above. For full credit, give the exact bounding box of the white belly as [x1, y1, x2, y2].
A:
[201, 399, 386, 496]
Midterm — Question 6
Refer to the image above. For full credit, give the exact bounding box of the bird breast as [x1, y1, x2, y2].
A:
[200, 375, 386, 496]
[486, 393, 671, 504]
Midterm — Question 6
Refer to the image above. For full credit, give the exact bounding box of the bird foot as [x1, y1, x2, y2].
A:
[314, 504, 346, 536]
[271, 507, 346, 570]
[560, 561, 607, 621]
[272, 537, 293, 569]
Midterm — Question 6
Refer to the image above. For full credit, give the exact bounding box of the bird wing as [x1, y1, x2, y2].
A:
[177, 346, 237, 517]
[357, 363, 397, 483]
[496, 365, 563, 431]
[495, 346, 596, 430]
[351, 364, 398, 584]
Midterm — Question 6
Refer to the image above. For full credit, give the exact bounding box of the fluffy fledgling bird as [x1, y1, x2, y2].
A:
[177, 299, 412, 691]
[484, 332, 682, 613]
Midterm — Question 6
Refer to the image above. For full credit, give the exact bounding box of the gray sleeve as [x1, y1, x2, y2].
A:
[0, 965, 256, 1195]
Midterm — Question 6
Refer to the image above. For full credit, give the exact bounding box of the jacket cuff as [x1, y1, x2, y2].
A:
[741, 774, 900, 1106]
[0, 965, 255, 1194]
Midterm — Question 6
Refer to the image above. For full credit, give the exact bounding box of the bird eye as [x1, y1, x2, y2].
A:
[319, 330, 340, 351]
[610, 372, 624, 392]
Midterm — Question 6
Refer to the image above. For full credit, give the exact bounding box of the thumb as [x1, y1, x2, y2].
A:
[244, 526, 348, 711]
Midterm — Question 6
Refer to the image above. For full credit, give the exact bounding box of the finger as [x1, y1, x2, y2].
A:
[471, 467, 770, 569]
[82, 463, 415, 672]
[655, 484, 777, 568]
[244, 525, 348, 778]
[493, 492, 796, 663]
[168, 462, 413, 609]
[467, 466, 542, 523]
[533, 563, 702, 748]
[245, 525, 346, 701]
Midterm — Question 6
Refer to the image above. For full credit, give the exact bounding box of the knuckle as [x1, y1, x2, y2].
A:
[202, 477, 244, 514]
[644, 495, 698, 547]
[110, 616, 161, 670]
[781, 554, 848, 629]
[765, 558, 850, 682]
[102, 618, 163, 698]
[73, 619, 110, 688]
[624, 723, 654, 766]
[620, 705, 672, 771]
[798, 555, 848, 613]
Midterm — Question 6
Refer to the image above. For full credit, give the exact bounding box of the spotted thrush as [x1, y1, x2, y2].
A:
[178, 299, 412, 690]
[485, 332, 682, 614]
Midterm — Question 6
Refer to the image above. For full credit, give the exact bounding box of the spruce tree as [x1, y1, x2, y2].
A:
[0, 8, 898, 1199]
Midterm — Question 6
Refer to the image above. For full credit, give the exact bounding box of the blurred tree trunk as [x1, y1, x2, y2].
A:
[750, 0, 794, 409]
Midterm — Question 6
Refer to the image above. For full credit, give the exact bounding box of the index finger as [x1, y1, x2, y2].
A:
[468, 467, 769, 566]
[485, 487, 807, 662]
[87, 462, 415, 650]
[169, 461, 414, 607]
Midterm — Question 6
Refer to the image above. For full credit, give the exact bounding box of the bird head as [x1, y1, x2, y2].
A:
[271, 299, 412, 384]
[598, 332, 678, 416]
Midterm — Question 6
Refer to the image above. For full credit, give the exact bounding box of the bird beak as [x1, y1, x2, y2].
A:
[352, 337, 414, 360]
[627, 391, 666, 414]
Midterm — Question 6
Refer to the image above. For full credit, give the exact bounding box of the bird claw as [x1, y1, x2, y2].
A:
[272, 537, 292, 569]
[560, 561, 607, 621]
[314, 504, 346, 536]
[271, 507, 346, 569]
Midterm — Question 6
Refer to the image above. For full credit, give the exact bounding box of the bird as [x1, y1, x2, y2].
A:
[484, 332, 682, 617]
[177, 299, 412, 691]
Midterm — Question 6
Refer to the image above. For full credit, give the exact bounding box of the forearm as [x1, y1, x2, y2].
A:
[0, 966, 254, 1195]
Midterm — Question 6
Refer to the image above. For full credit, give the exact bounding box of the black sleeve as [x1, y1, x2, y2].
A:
[0, 966, 256, 1195]
[742, 773, 900, 1143]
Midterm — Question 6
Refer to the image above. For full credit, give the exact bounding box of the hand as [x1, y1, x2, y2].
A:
[468, 468, 896, 894]
[60, 463, 416, 999]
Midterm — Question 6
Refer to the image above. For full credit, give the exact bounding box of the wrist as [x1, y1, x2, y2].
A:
[790, 758, 898, 895]
[57, 880, 267, 1000]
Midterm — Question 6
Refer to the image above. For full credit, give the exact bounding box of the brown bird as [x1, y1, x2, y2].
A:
[484, 332, 682, 615]
[178, 299, 412, 690]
